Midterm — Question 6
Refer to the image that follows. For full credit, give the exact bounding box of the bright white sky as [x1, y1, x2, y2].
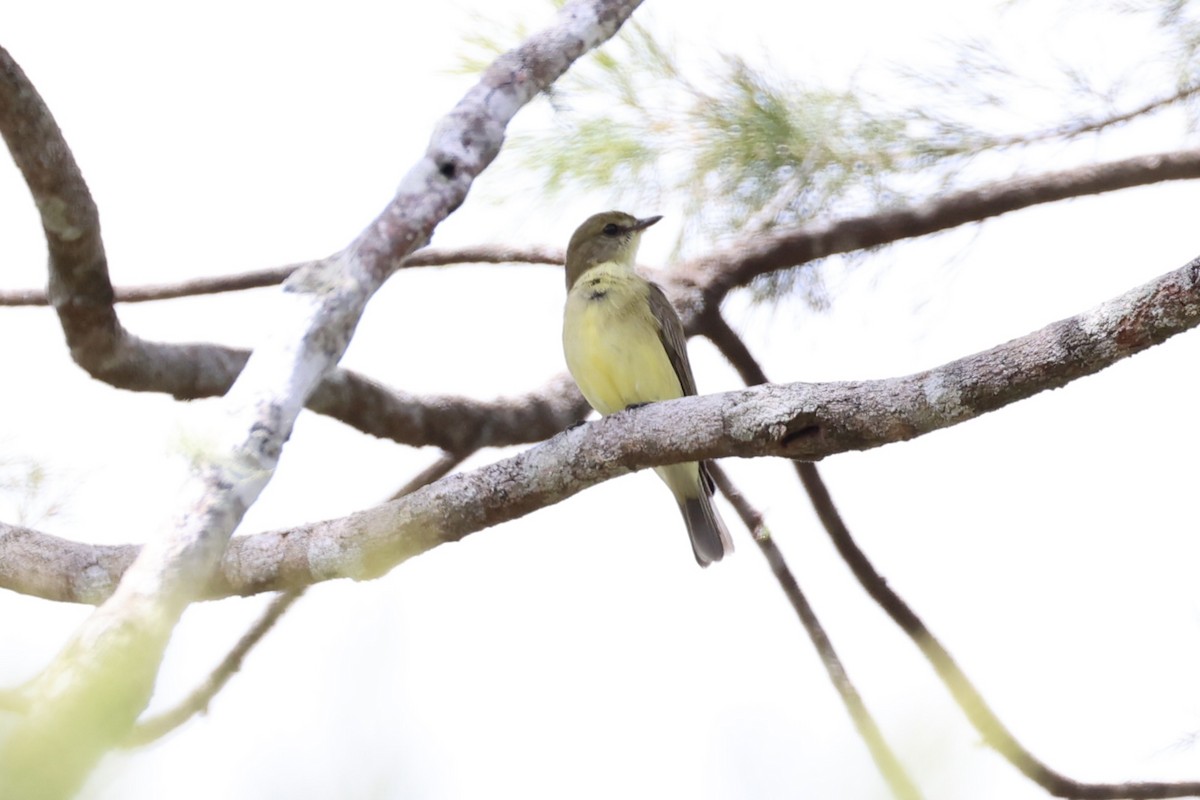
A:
[2, 1, 1199, 799]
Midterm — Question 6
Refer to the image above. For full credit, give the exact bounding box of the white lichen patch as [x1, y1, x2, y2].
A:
[307, 528, 360, 582]
[1076, 301, 1121, 339]
[77, 562, 117, 605]
[34, 196, 85, 241]
[921, 371, 962, 415]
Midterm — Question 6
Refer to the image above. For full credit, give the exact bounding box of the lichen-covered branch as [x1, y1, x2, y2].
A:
[4, 131, 1198, 458]
[0, 46, 244, 395]
[1, 43, 575, 449]
[4, 252, 1195, 604]
[0, 3, 644, 797]
[694, 148, 1200, 298]
[310, 371, 589, 452]
[706, 303, 1200, 800]
[0, 523, 137, 604]
[121, 434, 471, 748]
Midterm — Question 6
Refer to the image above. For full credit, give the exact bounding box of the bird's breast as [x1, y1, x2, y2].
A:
[563, 267, 684, 415]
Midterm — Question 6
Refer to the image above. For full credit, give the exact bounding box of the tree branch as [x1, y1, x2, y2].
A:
[1, 45, 577, 452]
[0, 3, 645, 796]
[0, 244, 564, 306]
[311, 371, 590, 452]
[6, 113, 1198, 461]
[709, 464, 922, 800]
[795, 464, 1200, 800]
[989, 83, 1200, 149]
[120, 436, 468, 749]
[121, 588, 305, 748]
[695, 148, 1200, 298]
[0, 83, 582, 450]
[4, 252, 1196, 604]
[0, 523, 138, 604]
[706, 305, 1200, 799]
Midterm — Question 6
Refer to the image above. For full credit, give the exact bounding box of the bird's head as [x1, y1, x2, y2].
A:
[564, 211, 662, 289]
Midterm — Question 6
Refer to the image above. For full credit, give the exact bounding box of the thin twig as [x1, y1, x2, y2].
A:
[709, 462, 923, 800]
[702, 309, 1200, 799]
[388, 450, 470, 501]
[123, 589, 305, 747]
[990, 83, 1200, 148]
[0, 245, 564, 307]
[123, 446, 479, 747]
[697, 147, 1200, 298]
[795, 463, 1200, 800]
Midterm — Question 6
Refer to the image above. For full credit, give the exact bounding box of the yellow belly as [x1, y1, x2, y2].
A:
[563, 265, 703, 503]
[563, 268, 684, 415]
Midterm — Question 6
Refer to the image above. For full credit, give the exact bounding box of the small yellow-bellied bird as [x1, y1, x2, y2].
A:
[562, 211, 732, 566]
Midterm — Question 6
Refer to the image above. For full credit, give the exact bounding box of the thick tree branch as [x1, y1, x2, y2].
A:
[0, 524, 138, 604]
[4, 252, 1196, 604]
[0, 46, 242, 395]
[706, 309, 1200, 799]
[5, 133, 1197, 460]
[0, 3, 644, 797]
[122, 438, 467, 749]
[0, 47, 110, 334]
[1, 46, 577, 451]
[311, 371, 590, 452]
[5, 59, 1197, 464]
[709, 464, 922, 800]
[694, 148, 1200, 298]
[0, 42, 581, 450]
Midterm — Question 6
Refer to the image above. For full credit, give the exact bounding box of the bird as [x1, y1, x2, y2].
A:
[562, 210, 731, 566]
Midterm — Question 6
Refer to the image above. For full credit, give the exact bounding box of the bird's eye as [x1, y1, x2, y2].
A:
[602, 223, 621, 237]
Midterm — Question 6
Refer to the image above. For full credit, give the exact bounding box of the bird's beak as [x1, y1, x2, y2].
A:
[632, 215, 663, 231]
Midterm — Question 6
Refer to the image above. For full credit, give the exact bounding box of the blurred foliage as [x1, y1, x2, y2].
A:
[0, 454, 65, 527]
[906, 1, 1200, 158]
[1140, 0, 1200, 77]
[459, 1, 1200, 305]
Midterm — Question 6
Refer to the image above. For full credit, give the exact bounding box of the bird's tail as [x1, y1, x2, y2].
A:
[679, 464, 732, 567]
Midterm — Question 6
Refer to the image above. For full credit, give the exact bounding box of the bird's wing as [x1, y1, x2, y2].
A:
[647, 281, 698, 397]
